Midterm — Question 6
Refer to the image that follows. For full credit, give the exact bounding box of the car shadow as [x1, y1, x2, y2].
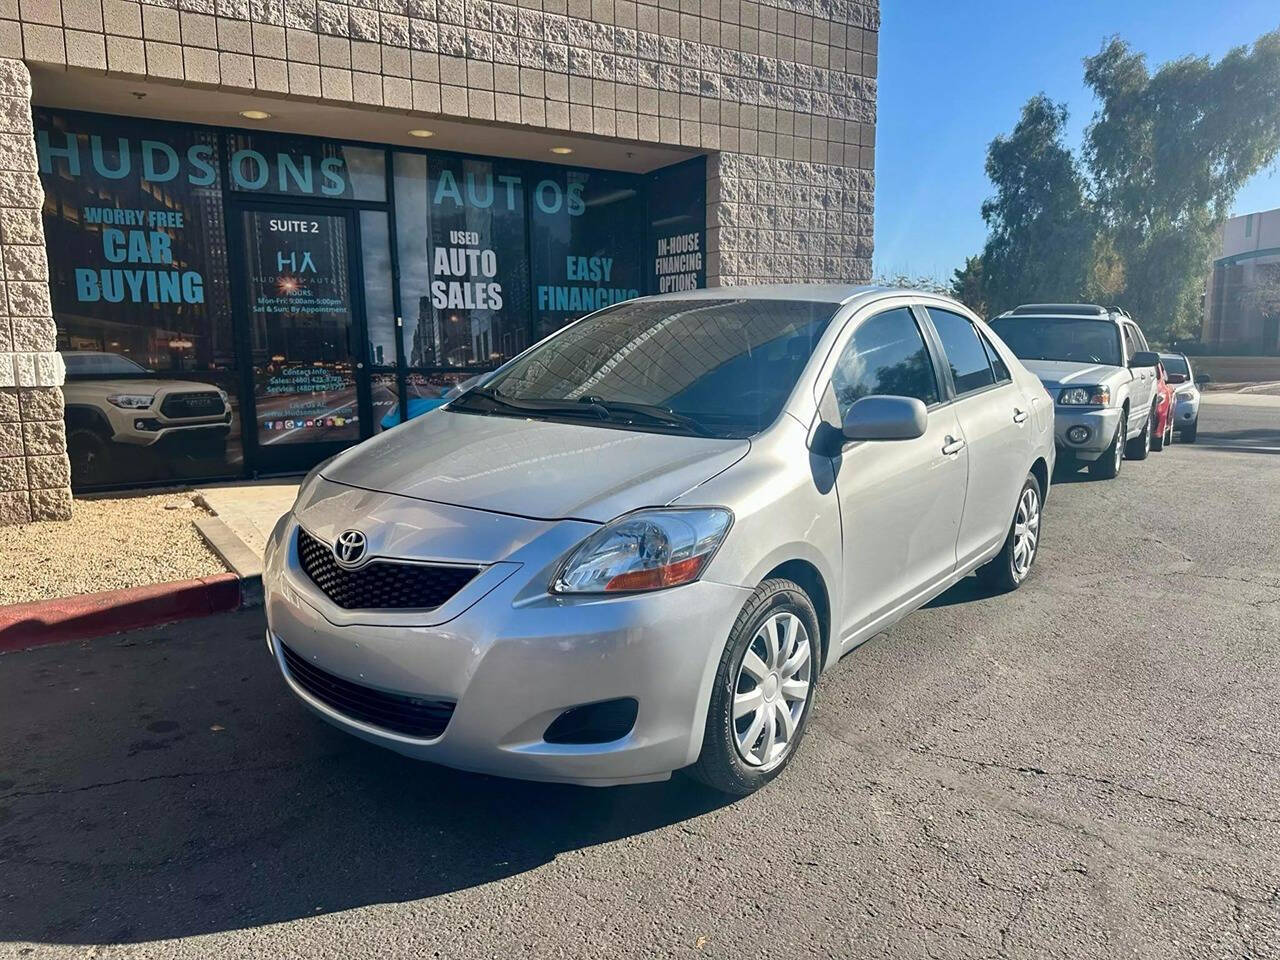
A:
[0, 614, 734, 945]
[923, 575, 996, 609]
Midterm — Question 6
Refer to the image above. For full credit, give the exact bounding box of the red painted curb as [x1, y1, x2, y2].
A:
[0, 574, 243, 653]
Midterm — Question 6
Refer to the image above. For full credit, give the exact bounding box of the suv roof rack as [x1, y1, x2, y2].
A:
[1008, 303, 1109, 317]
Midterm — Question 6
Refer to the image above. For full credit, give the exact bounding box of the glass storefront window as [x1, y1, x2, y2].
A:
[359, 211, 397, 369]
[393, 151, 531, 369]
[226, 133, 385, 202]
[530, 167, 644, 340]
[35, 110, 241, 489]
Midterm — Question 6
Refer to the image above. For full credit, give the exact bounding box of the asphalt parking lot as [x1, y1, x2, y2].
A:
[2, 394, 1278, 959]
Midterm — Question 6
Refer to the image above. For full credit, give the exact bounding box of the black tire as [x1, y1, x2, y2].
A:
[1089, 421, 1124, 479]
[1152, 417, 1166, 451]
[1126, 411, 1152, 460]
[1180, 420, 1197, 443]
[687, 578, 820, 796]
[977, 472, 1043, 593]
[66, 425, 111, 486]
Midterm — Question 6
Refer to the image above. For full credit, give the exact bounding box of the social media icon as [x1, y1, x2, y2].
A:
[285, 420, 294, 429]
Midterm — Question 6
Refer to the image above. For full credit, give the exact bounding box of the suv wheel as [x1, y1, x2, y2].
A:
[1089, 422, 1124, 479]
[66, 425, 111, 486]
[977, 472, 1043, 593]
[688, 578, 819, 795]
[1126, 412, 1152, 461]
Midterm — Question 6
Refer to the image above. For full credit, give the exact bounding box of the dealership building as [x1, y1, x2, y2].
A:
[0, 0, 878, 524]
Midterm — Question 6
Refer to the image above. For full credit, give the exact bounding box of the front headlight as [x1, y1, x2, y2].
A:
[107, 393, 156, 409]
[552, 507, 733, 594]
[1058, 385, 1110, 406]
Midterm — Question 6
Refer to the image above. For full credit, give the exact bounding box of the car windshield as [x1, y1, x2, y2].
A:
[455, 298, 840, 439]
[989, 318, 1123, 366]
[1161, 355, 1190, 378]
[62, 352, 152, 376]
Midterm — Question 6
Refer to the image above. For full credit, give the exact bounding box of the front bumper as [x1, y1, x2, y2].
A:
[111, 418, 231, 448]
[1174, 393, 1200, 428]
[1053, 405, 1123, 462]
[262, 497, 752, 787]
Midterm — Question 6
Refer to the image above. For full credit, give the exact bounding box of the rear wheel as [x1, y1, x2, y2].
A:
[688, 578, 819, 796]
[1089, 421, 1124, 479]
[977, 472, 1043, 593]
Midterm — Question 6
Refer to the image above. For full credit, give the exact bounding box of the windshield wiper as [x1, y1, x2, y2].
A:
[453, 387, 610, 421]
[576, 396, 711, 435]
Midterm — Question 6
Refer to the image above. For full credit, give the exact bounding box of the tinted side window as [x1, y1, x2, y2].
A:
[928, 308, 996, 395]
[978, 328, 1011, 382]
[830, 308, 939, 418]
[1121, 324, 1137, 360]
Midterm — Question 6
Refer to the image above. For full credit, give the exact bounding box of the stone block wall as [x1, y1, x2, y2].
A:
[0, 58, 71, 525]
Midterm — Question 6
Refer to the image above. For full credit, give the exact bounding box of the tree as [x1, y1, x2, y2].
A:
[949, 255, 987, 316]
[1084, 31, 1280, 339]
[978, 95, 1099, 316]
[964, 29, 1280, 341]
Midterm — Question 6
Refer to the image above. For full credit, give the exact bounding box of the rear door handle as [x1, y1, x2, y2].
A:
[942, 436, 966, 456]
[1013, 408, 1029, 424]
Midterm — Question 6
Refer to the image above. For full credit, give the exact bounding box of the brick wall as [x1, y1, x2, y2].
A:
[0, 58, 71, 524]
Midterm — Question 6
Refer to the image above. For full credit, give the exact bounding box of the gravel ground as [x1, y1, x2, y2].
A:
[0, 492, 227, 606]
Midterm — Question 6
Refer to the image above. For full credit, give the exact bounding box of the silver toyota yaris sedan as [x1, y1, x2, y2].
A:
[263, 286, 1055, 795]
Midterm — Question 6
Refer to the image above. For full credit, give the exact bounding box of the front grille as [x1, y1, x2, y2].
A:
[296, 527, 479, 611]
[280, 642, 455, 738]
[160, 391, 225, 418]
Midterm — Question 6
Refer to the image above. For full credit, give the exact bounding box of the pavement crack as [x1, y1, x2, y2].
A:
[0, 761, 294, 802]
[910, 746, 1280, 830]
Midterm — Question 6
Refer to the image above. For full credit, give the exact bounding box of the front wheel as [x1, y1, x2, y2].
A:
[688, 578, 819, 796]
[1152, 416, 1166, 451]
[1180, 419, 1198, 443]
[977, 472, 1043, 593]
[1089, 421, 1124, 479]
[1126, 412, 1152, 460]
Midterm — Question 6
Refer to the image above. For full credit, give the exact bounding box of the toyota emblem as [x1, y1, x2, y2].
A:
[332, 529, 368, 568]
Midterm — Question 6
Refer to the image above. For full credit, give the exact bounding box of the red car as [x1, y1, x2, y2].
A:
[1151, 360, 1177, 451]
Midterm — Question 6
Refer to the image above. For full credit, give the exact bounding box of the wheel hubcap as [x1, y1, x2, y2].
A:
[732, 611, 812, 769]
[1011, 486, 1040, 580]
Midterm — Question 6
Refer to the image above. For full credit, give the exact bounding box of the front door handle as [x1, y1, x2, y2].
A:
[1013, 408, 1029, 424]
[942, 436, 966, 456]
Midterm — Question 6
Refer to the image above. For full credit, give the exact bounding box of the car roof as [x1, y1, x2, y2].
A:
[996, 304, 1132, 323]
[637, 284, 967, 310]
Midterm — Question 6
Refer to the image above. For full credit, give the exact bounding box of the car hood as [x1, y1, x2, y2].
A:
[63, 377, 218, 392]
[320, 408, 750, 523]
[1020, 359, 1124, 390]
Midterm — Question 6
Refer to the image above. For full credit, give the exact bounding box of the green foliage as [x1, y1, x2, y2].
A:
[948, 255, 988, 316]
[968, 29, 1280, 340]
[979, 96, 1099, 315]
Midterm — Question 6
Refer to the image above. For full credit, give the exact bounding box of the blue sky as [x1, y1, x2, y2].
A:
[873, 0, 1280, 282]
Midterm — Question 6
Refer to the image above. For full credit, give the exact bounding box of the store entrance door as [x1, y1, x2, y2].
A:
[234, 205, 374, 475]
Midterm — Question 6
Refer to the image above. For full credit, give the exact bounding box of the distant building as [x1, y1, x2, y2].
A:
[1202, 208, 1280, 353]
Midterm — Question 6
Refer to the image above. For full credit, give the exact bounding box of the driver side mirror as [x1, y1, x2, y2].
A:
[1166, 372, 1188, 384]
[1129, 351, 1160, 368]
[1195, 372, 1211, 386]
[842, 395, 928, 442]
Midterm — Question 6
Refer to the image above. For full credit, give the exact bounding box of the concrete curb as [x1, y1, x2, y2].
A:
[0, 574, 244, 653]
[194, 514, 264, 608]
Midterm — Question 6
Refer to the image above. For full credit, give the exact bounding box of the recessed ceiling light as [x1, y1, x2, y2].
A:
[550, 146, 574, 155]
[407, 128, 435, 138]
[239, 109, 272, 120]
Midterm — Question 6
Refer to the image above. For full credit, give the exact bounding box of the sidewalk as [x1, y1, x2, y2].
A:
[195, 480, 299, 560]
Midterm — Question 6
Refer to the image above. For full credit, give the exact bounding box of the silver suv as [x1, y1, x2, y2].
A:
[264, 287, 1055, 794]
[989, 304, 1160, 479]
